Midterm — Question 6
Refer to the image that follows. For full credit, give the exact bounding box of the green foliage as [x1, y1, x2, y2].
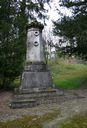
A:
[0, 0, 26, 89]
[0, 0, 51, 90]
[53, 0, 87, 59]
[60, 112, 87, 128]
[54, 77, 86, 89]
[49, 60, 87, 89]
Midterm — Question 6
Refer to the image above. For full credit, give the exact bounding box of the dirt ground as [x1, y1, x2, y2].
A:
[0, 89, 87, 127]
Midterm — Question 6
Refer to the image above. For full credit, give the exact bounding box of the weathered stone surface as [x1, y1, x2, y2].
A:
[10, 99, 37, 108]
[20, 21, 53, 90]
[10, 22, 54, 108]
[26, 28, 45, 62]
[24, 63, 47, 71]
[20, 71, 53, 89]
[10, 88, 64, 108]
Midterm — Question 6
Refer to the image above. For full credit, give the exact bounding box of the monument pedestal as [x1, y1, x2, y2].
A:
[20, 63, 52, 89]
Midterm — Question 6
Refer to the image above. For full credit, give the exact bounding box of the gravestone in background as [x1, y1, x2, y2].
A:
[10, 22, 63, 108]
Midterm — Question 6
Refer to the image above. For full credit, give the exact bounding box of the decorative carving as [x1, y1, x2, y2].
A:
[34, 41, 39, 47]
[34, 31, 39, 36]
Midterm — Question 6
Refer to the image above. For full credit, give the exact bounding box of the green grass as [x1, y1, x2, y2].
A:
[49, 60, 87, 89]
[60, 111, 87, 128]
[0, 109, 60, 128]
[13, 59, 87, 90]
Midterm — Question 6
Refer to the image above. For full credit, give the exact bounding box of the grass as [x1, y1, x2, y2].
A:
[0, 109, 60, 128]
[60, 111, 87, 128]
[49, 60, 87, 89]
[13, 59, 87, 90]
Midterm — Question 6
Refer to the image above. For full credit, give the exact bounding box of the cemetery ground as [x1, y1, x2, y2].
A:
[0, 61, 87, 128]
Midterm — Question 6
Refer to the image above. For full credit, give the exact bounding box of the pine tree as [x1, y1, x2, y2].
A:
[53, 0, 87, 59]
[0, 0, 50, 89]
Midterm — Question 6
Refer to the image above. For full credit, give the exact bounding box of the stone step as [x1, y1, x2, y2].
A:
[40, 96, 66, 104]
[10, 95, 66, 108]
[10, 99, 37, 109]
[14, 90, 64, 100]
[10, 89, 65, 108]
[14, 93, 56, 99]
[15, 88, 57, 94]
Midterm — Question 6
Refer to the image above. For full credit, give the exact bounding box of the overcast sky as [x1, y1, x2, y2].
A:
[43, 0, 72, 45]
[45, 0, 72, 29]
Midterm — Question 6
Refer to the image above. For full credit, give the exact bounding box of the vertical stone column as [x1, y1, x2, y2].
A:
[20, 21, 53, 90]
[26, 24, 45, 63]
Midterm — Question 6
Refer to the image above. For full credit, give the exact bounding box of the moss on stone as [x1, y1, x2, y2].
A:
[26, 21, 44, 30]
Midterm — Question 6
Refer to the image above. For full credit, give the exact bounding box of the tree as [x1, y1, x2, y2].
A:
[53, 0, 87, 59]
[0, 0, 51, 89]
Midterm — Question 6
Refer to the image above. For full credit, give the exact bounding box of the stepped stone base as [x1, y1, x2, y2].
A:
[10, 88, 64, 108]
[10, 63, 62, 108]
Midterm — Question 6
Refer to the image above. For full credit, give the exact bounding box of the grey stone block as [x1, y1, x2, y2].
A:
[20, 71, 53, 89]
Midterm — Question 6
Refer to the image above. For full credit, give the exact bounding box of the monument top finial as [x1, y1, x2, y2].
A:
[26, 21, 44, 30]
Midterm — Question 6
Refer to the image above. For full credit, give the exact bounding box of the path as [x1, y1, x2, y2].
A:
[0, 89, 87, 128]
[43, 93, 87, 128]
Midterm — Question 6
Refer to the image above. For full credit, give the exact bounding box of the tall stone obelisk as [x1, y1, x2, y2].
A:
[10, 22, 56, 108]
[20, 21, 53, 90]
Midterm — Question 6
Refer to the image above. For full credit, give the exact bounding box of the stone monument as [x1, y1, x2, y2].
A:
[20, 22, 52, 90]
[10, 21, 63, 108]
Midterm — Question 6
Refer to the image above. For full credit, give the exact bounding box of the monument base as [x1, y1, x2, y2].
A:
[10, 88, 64, 108]
[10, 63, 64, 108]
